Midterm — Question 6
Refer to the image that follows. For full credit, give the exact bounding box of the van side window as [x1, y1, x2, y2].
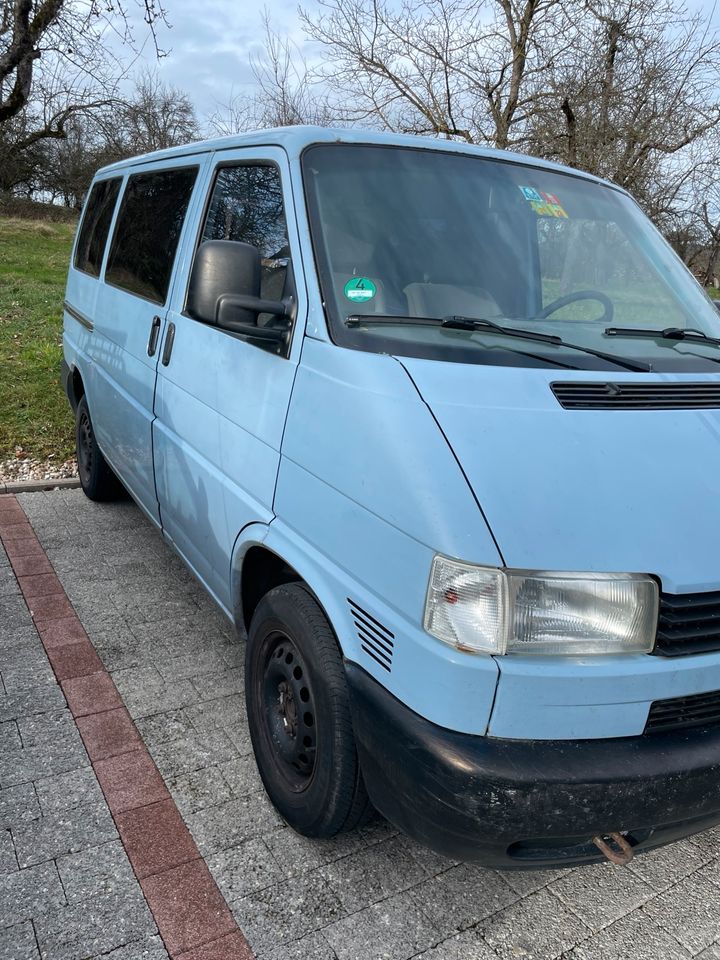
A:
[106, 167, 198, 304]
[200, 165, 290, 306]
[74, 178, 122, 277]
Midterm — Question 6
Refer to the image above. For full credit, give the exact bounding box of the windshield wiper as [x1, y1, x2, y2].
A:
[345, 314, 582, 369]
[604, 325, 720, 366]
[444, 315, 651, 372]
[347, 313, 650, 372]
[605, 326, 720, 346]
[346, 314, 441, 327]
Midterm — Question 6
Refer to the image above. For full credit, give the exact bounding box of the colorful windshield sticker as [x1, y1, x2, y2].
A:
[344, 277, 377, 302]
[519, 185, 568, 218]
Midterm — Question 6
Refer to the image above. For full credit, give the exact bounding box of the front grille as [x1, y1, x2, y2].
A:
[645, 689, 720, 733]
[551, 381, 720, 410]
[656, 591, 720, 657]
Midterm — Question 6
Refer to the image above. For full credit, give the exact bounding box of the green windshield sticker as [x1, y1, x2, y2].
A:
[519, 185, 568, 219]
[344, 277, 377, 302]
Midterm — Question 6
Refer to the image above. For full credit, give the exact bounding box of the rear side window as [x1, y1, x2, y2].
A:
[74, 178, 122, 277]
[106, 167, 198, 304]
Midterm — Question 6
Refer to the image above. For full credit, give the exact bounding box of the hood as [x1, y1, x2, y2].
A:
[400, 358, 720, 593]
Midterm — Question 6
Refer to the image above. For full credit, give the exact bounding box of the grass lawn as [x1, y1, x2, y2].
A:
[1, 213, 720, 466]
[0, 217, 76, 461]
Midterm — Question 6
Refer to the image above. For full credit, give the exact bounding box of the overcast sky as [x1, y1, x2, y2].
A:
[112, 0, 322, 124]
[113, 0, 720, 128]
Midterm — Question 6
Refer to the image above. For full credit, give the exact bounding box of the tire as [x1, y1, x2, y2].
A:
[245, 583, 372, 837]
[75, 396, 125, 502]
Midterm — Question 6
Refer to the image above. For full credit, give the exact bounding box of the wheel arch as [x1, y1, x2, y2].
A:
[230, 524, 349, 652]
[69, 364, 86, 412]
[239, 545, 303, 633]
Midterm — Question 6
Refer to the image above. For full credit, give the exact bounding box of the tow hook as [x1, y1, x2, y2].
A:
[592, 832, 635, 866]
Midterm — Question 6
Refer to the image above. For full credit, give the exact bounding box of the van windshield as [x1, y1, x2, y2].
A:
[302, 143, 720, 372]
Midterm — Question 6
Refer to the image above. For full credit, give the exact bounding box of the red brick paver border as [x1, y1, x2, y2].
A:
[0, 494, 255, 960]
[95, 749, 170, 813]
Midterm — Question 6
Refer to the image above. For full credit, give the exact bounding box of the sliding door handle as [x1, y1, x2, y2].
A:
[161, 322, 176, 366]
[147, 316, 161, 356]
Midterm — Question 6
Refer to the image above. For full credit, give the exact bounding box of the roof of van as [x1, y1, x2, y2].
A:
[95, 125, 616, 190]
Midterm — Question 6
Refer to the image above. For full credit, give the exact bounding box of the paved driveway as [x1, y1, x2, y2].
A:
[2, 488, 720, 959]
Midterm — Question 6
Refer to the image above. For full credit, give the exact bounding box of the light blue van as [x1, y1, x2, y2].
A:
[62, 126, 720, 869]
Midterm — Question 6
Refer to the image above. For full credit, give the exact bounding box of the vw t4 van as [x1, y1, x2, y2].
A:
[62, 127, 720, 868]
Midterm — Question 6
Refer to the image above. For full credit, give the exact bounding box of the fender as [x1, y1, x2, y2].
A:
[230, 517, 500, 735]
[229, 520, 272, 626]
[229, 520, 350, 643]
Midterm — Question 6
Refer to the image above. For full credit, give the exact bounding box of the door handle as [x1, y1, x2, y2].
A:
[161, 322, 176, 366]
[147, 316, 161, 356]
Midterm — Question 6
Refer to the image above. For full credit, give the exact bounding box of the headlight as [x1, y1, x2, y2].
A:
[423, 556, 658, 655]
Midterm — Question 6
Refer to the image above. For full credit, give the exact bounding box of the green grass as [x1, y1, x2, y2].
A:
[1, 214, 719, 462]
[0, 217, 77, 460]
[541, 278, 689, 325]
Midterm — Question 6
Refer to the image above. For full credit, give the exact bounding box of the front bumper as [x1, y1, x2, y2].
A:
[346, 662, 720, 868]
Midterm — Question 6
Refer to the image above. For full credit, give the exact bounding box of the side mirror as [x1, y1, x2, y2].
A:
[187, 240, 289, 343]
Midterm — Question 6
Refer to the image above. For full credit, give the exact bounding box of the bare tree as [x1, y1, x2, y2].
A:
[299, 0, 720, 269]
[28, 70, 198, 205]
[299, 0, 570, 148]
[34, 114, 97, 205]
[102, 68, 198, 155]
[528, 1, 720, 218]
[0, 0, 170, 188]
[207, 92, 255, 138]
[3, 67, 198, 204]
[207, 12, 336, 136]
[665, 136, 720, 281]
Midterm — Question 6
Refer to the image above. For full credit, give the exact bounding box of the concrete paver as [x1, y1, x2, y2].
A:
[564, 909, 694, 959]
[548, 860, 655, 932]
[34, 887, 159, 959]
[1, 488, 719, 959]
[0, 538, 170, 960]
[11, 797, 117, 867]
[0, 831, 17, 875]
[33, 766, 104, 816]
[0, 783, 40, 829]
[0, 920, 40, 960]
[640, 863, 720, 955]
[56, 839, 138, 903]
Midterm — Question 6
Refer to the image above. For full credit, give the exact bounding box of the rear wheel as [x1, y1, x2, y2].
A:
[245, 583, 372, 837]
[75, 396, 125, 502]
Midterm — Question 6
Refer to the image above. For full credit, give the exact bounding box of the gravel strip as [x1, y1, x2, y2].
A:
[0, 457, 77, 484]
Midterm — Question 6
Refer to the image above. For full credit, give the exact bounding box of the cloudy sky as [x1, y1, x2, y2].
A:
[111, 0, 323, 124]
[113, 0, 720, 128]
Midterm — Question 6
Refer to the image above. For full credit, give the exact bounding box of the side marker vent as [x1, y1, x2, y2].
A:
[348, 598, 395, 673]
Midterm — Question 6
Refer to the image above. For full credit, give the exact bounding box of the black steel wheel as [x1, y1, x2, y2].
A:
[246, 583, 372, 837]
[260, 630, 318, 791]
[75, 396, 124, 502]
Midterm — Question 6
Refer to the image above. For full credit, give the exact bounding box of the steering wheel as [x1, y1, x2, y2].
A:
[538, 289, 614, 325]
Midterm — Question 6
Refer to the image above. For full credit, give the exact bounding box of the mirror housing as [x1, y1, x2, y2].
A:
[187, 239, 292, 347]
[187, 240, 261, 326]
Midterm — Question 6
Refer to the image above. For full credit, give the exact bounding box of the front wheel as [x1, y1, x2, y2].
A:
[245, 583, 372, 837]
[75, 396, 125, 502]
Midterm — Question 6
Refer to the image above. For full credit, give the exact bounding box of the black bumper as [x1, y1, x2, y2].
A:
[346, 662, 720, 868]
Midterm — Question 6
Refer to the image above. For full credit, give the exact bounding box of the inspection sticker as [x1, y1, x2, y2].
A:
[519, 185, 568, 218]
[344, 277, 377, 302]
